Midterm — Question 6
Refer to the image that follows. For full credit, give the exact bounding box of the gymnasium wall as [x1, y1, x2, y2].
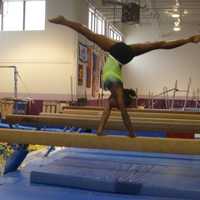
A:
[76, 0, 106, 100]
[123, 23, 200, 98]
[2, 0, 199, 101]
[0, 0, 81, 100]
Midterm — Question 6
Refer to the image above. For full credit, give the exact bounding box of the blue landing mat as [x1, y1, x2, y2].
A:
[0, 122, 10, 128]
[30, 150, 200, 199]
[89, 130, 166, 137]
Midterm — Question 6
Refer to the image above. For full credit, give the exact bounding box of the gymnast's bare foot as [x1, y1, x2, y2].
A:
[96, 131, 106, 136]
[128, 132, 136, 138]
[191, 35, 200, 43]
[48, 16, 66, 24]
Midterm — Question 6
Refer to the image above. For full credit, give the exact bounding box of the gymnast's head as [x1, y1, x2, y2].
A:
[123, 88, 137, 107]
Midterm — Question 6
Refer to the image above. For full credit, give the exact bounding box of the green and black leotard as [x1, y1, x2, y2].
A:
[103, 42, 135, 90]
[103, 55, 123, 90]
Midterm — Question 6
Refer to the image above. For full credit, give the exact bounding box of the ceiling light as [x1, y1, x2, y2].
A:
[172, 13, 180, 18]
[176, 0, 180, 6]
[173, 26, 181, 31]
[183, 10, 188, 15]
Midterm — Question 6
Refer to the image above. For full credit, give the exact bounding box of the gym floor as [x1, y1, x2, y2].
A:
[0, 147, 200, 200]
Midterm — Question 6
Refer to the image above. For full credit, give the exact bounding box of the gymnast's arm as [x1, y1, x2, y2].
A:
[48, 16, 116, 51]
[129, 35, 200, 57]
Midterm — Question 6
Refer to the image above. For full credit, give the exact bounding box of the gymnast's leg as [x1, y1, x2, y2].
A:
[49, 16, 200, 64]
[113, 84, 135, 137]
[129, 35, 200, 57]
[96, 95, 112, 136]
[48, 16, 116, 51]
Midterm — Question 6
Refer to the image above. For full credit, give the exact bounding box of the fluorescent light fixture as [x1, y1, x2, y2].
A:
[176, 0, 180, 6]
[183, 9, 188, 15]
[172, 13, 180, 18]
[173, 26, 181, 31]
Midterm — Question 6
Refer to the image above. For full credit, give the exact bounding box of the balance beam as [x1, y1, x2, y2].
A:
[0, 128, 199, 155]
[41, 110, 200, 120]
[63, 106, 198, 114]
[6, 114, 200, 133]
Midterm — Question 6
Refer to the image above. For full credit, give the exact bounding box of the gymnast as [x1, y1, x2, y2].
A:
[49, 16, 200, 137]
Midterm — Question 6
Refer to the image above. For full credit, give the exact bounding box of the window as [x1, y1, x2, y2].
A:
[88, 6, 105, 35]
[88, 7, 95, 32]
[25, 0, 46, 31]
[0, 0, 46, 31]
[3, 1, 24, 31]
[108, 25, 122, 41]
[88, 5, 122, 41]
[0, 13, 2, 29]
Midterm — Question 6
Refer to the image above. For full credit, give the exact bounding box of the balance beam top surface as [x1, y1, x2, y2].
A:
[6, 114, 200, 133]
[41, 110, 200, 120]
[63, 106, 200, 114]
[0, 128, 199, 155]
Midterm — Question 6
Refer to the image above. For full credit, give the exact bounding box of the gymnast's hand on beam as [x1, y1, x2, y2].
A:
[48, 16, 66, 24]
[190, 35, 200, 43]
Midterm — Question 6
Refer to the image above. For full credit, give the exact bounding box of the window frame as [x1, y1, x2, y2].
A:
[0, 0, 46, 32]
[24, 0, 46, 31]
[108, 24, 122, 41]
[88, 6, 105, 35]
[88, 5, 123, 41]
[3, 1, 24, 31]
